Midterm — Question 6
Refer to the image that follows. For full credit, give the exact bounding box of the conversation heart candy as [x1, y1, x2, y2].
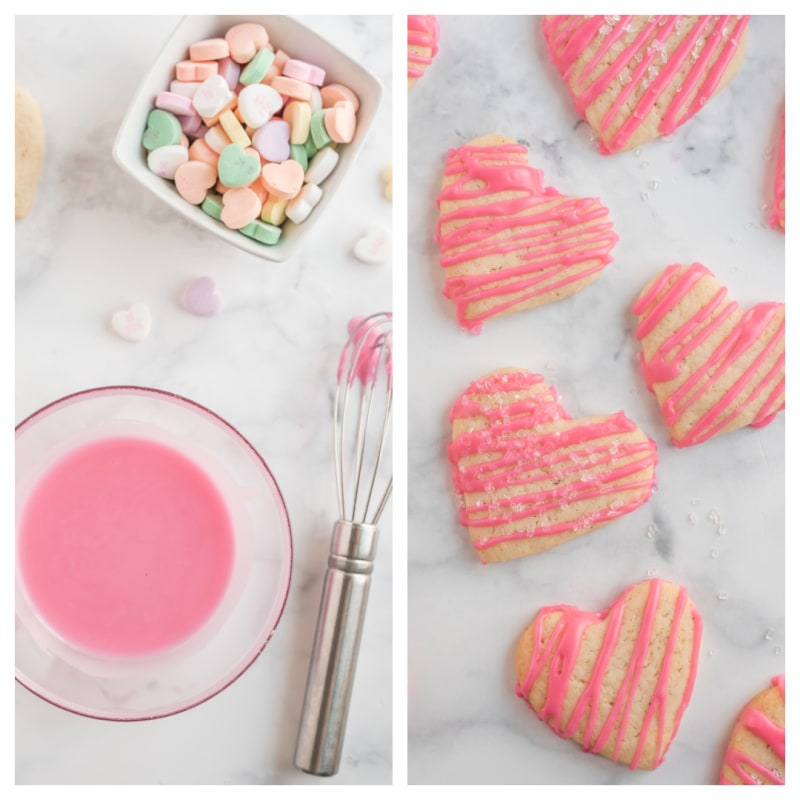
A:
[146, 144, 188, 178]
[220, 186, 261, 229]
[142, 108, 182, 150]
[283, 58, 326, 86]
[252, 119, 290, 162]
[324, 100, 356, 144]
[237, 83, 283, 128]
[320, 83, 360, 112]
[304, 146, 338, 185]
[174, 160, 217, 204]
[189, 38, 229, 61]
[286, 183, 322, 224]
[240, 48, 276, 86]
[111, 303, 152, 342]
[284, 101, 312, 145]
[192, 74, 235, 119]
[217, 144, 261, 188]
[181, 276, 222, 316]
[353, 225, 391, 264]
[225, 22, 270, 64]
[261, 159, 305, 200]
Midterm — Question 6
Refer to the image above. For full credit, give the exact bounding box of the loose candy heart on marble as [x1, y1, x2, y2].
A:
[541, 15, 750, 154]
[353, 225, 391, 264]
[111, 303, 152, 342]
[632, 262, 785, 446]
[437, 134, 618, 333]
[142, 108, 182, 151]
[217, 144, 262, 188]
[449, 368, 657, 563]
[381, 164, 393, 201]
[181, 277, 222, 317]
[515, 578, 702, 770]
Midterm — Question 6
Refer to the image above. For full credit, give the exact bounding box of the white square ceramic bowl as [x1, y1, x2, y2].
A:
[113, 15, 382, 262]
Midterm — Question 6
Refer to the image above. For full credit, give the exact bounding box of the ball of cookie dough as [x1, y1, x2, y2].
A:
[15, 86, 45, 220]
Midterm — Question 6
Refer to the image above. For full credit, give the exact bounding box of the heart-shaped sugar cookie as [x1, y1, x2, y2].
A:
[632, 263, 785, 447]
[448, 369, 657, 563]
[437, 135, 618, 334]
[542, 15, 749, 154]
[720, 676, 785, 785]
[515, 578, 702, 770]
[407, 15, 439, 89]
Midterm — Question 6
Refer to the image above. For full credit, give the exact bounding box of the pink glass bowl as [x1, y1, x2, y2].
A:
[15, 386, 292, 721]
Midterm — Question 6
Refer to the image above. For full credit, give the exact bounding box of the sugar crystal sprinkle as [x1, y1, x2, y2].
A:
[646, 523, 659, 538]
[764, 628, 774, 641]
[717, 591, 729, 601]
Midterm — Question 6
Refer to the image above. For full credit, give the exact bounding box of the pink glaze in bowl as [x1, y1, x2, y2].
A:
[15, 386, 292, 721]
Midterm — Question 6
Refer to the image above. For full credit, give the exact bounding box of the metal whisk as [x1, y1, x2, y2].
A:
[295, 313, 393, 777]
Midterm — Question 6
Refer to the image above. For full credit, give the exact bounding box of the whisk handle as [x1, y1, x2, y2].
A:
[294, 520, 379, 777]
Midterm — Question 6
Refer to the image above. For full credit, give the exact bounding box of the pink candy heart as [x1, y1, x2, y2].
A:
[251, 119, 290, 162]
[181, 277, 222, 317]
[225, 22, 270, 64]
[261, 159, 304, 200]
[220, 186, 261, 229]
[174, 161, 217, 205]
[324, 100, 356, 144]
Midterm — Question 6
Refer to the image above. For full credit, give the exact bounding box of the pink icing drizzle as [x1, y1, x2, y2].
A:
[632, 263, 785, 447]
[448, 371, 656, 554]
[720, 675, 785, 785]
[515, 579, 702, 770]
[437, 142, 618, 333]
[769, 116, 785, 232]
[542, 15, 750, 154]
[407, 15, 439, 79]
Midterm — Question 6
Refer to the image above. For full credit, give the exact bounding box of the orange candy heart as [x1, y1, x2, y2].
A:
[261, 159, 304, 200]
[220, 186, 261, 229]
[174, 161, 218, 205]
[323, 100, 356, 144]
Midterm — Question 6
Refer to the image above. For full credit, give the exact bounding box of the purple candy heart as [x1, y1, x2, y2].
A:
[252, 119, 291, 163]
[181, 277, 222, 317]
[217, 57, 242, 90]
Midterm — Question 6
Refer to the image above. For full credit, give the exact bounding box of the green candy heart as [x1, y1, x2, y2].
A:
[240, 219, 282, 245]
[290, 144, 308, 172]
[240, 47, 276, 86]
[142, 109, 182, 151]
[200, 193, 224, 221]
[217, 144, 261, 189]
[309, 109, 332, 149]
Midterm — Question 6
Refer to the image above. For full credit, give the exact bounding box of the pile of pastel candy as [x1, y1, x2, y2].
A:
[141, 21, 359, 246]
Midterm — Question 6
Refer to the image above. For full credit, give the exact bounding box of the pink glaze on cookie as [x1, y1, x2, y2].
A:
[720, 676, 785, 785]
[516, 579, 702, 770]
[448, 371, 656, 551]
[407, 15, 439, 79]
[770, 117, 785, 232]
[437, 142, 618, 333]
[633, 263, 785, 446]
[542, 15, 750, 154]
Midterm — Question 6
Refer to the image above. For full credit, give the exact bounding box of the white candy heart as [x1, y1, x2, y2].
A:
[353, 225, 391, 264]
[286, 183, 322, 224]
[192, 74, 234, 118]
[111, 303, 152, 342]
[146, 144, 189, 179]
[237, 83, 283, 128]
[304, 146, 339, 185]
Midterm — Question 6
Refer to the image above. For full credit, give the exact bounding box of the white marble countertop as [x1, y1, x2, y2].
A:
[15, 15, 393, 785]
[408, 15, 784, 785]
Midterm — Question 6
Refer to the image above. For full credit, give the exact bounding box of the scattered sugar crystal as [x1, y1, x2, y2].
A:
[599, 23, 612, 35]
[646, 523, 659, 538]
[648, 179, 660, 191]
[717, 591, 729, 601]
[717, 523, 727, 536]
[688, 512, 698, 524]
[640, 160, 650, 169]
[708, 509, 720, 523]
[699, 97, 707, 106]
[604, 15, 618, 26]
[641, 77, 651, 89]
[647, 15, 656, 23]
[774, 646, 782, 655]
[647, 568, 657, 577]
[764, 628, 774, 641]
[662, 135, 673, 143]
[635, 52, 643, 62]
[710, 547, 719, 559]
[640, 192, 649, 202]
[545, 360, 557, 369]
[707, 649, 714, 657]
[619, 70, 632, 85]
[690, 498, 700, 506]
[634, 147, 642, 157]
